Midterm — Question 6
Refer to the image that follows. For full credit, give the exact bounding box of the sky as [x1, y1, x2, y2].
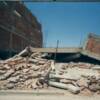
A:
[25, 2, 100, 47]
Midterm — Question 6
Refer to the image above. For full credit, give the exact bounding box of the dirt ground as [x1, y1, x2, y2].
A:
[0, 93, 100, 100]
[0, 87, 100, 100]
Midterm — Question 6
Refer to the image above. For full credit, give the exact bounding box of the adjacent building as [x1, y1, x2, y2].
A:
[0, 1, 43, 58]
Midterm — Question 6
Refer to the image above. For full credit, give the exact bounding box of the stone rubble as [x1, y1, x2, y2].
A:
[0, 47, 51, 90]
[49, 62, 100, 95]
[0, 47, 100, 95]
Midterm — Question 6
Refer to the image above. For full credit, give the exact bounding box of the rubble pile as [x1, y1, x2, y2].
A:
[0, 47, 100, 95]
[49, 62, 100, 95]
[0, 47, 51, 90]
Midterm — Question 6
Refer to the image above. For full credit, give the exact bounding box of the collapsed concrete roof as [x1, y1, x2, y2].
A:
[31, 33, 100, 61]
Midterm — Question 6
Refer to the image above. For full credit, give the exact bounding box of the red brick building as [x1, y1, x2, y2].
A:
[85, 33, 100, 55]
[0, 1, 43, 58]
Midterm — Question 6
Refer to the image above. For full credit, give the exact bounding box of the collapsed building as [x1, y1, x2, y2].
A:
[0, 1, 100, 96]
[0, 1, 43, 59]
[0, 46, 100, 95]
[31, 33, 100, 64]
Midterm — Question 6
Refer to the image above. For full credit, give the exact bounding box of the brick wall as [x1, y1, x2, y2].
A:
[0, 1, 43, 54]
[86, 34, 100, 55]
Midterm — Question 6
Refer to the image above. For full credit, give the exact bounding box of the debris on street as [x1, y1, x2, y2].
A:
[0, 47, 100, 95]
[48, 62, 100, 95]
[0, 47, 51, 90]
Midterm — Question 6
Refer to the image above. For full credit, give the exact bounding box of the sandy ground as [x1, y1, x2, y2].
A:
[0, 88, 100, 100]
[0, 94, 100, 100]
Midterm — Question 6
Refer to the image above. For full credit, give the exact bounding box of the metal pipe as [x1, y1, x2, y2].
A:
[54, 40, 59, 63]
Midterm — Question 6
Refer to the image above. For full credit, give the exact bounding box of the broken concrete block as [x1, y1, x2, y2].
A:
[49, 81, 80, 94]
[76, 78, 89, 87]
[80, 88, 93, 96]
[60, 79, 73, 84]
[89, 76, 97, 83]
[89, 83, 98, 92]
[92, 65, 100, 70]
[0, 70, 6, 75]
[17, 47, 32, 57]
[6, 83, 15, 89]
[11, 71, 21, 77]
[61, 65, 67, 70]
[66, 84, 80, 94]
[31, 65, 40, 71]
[29, 58, 38, 63]
[95, 83, 100, 90]
[3, 64, 11, 70]
[0, 69, 14, 80]
[22, 68, 30, 73]
[50, 74, 80, 81]
[7, 76, 19, 83]
[38, 60, 46, 65]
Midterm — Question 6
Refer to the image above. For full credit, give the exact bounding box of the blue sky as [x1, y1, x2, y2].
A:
[25, 2, 100, 47]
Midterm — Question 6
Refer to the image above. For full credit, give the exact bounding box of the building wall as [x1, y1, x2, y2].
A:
[0, 1, 43, 56]
[86, 33, 100, 55]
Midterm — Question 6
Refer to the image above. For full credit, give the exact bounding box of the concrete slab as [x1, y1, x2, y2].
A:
[31, 47, 82, 53]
